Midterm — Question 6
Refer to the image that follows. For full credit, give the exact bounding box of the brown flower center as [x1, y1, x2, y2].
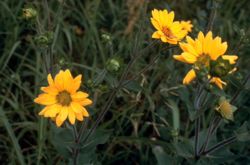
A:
[162, 26, 176, 39]
[56, 90, 72, 106]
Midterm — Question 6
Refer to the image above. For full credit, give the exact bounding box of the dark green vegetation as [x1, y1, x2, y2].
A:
[0, 0, 250, 164]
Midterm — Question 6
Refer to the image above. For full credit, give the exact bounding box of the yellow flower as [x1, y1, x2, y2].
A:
[151, 9, 190, 44]
[34, 69, 92, 127]
[180, 21, 193, 34]
[216, 97, 237, 120]
[174, 31, 238, 89]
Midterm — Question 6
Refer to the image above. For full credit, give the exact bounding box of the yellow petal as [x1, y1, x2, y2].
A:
[71, 102, 89, 117]
[47, 74, 54, 86]
[186, 36, 195, 45]
[167, 38, 178, 44]
[59, 106, 69, 121]
[159, 10, 169, 27]
[71, 91, 89, 101]
[43, 104, 61, 117]
[63, 69, 74, 93]
[34, 93, 57, 105]
[41, 86, 58, 95]
[152, 9, 161, 23]
[210, 77, 227, 89]
[183, 69, 196, 84]
[194, 39, 202, 55]
[181, 52, 197, 64]
[70, 102, 83, 113]
[54, 70, 65, 91]
[76, 113, 84, 121]
[160, 36, 168, 42]
[151, 18, 161, 31]
[71, 75, 82, 93]
[78, 99, 93, 106]
[170, 21, 182, 34]
[204, 31, 213, 55]
[198, 31, 205, 41]
[222, 55, 238, 64]
[56, 115, 64, 127]
[173, 55, 187, 63]
[68, 108, 76, 125]
[210, 39, 228, 60]
[152, 31, 161, 39]
[179, 43, 199, 56]
[180, 20, 193, 32]
[38, 107, 49, 116]
[81, 107, 89, 117]
[197, 31, 205, 52]
[166, 11, 174, 27]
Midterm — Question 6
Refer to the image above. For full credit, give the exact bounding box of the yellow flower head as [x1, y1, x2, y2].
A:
[34, 69, 92, 127]
[174, 31, 238, 89]
[151, 9, 191, 44]
[216, 97, 237, 120]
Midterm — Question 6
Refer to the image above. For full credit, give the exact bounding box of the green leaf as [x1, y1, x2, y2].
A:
[0, 107, 25, 165]
[177, 87, 196, 121]
[78, 129, 111, 164]
[165, 100, 180, 134]
[50, 125, 73, 158]
[174, 139, 193, 158]
[123, 80, 142, 92]
[81, 129, 110, 150]
[93, 69, 107, 86]
[152, 146, 173, 165]
[236, 132, 250, 141]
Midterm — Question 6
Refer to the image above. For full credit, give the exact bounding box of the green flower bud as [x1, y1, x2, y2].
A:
[171, 129, 179, 137]
[34, 31, 54, 47]
[106, 58, 122, 73]
[101, 33, 111, 41]
[59, 58, 65, 65]
[210, 57, 234, 77]
[98, 84, 108, 92]
[194, 66, 209, 82]
[86, 79, 94, 88]
[22, 8, 38, 20]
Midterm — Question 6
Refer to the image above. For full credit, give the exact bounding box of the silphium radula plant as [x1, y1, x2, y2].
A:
[150, 9, 193, 44]
[173, 31, 238, 89]
[34, 69, 92, 127]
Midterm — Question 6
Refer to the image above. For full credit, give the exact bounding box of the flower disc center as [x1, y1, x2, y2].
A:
[56, 90, 72, 106]
[162, 26, 176, 39]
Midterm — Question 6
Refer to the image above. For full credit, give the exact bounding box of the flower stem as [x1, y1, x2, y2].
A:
[72, 40, 158, 165]
[194, 117, 200, 159]
[205, 0, 217, 33]
[199, 114, 217, 154]
[202, 136, 237, 156]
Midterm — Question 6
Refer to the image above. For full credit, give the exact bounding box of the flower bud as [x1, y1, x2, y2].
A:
[98, 84, 108, 92]
[106, 58, 122, 73]
[34, 31, 54, 47]
[215, 97, 237, 120]
[210, 57, 233, 77]
[101, 33, 111, 41]
[22, 8, 38, 20]
[171, 129, 179, 137]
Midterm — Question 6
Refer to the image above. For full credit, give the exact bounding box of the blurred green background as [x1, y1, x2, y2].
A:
[0, 0, 250, 164]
